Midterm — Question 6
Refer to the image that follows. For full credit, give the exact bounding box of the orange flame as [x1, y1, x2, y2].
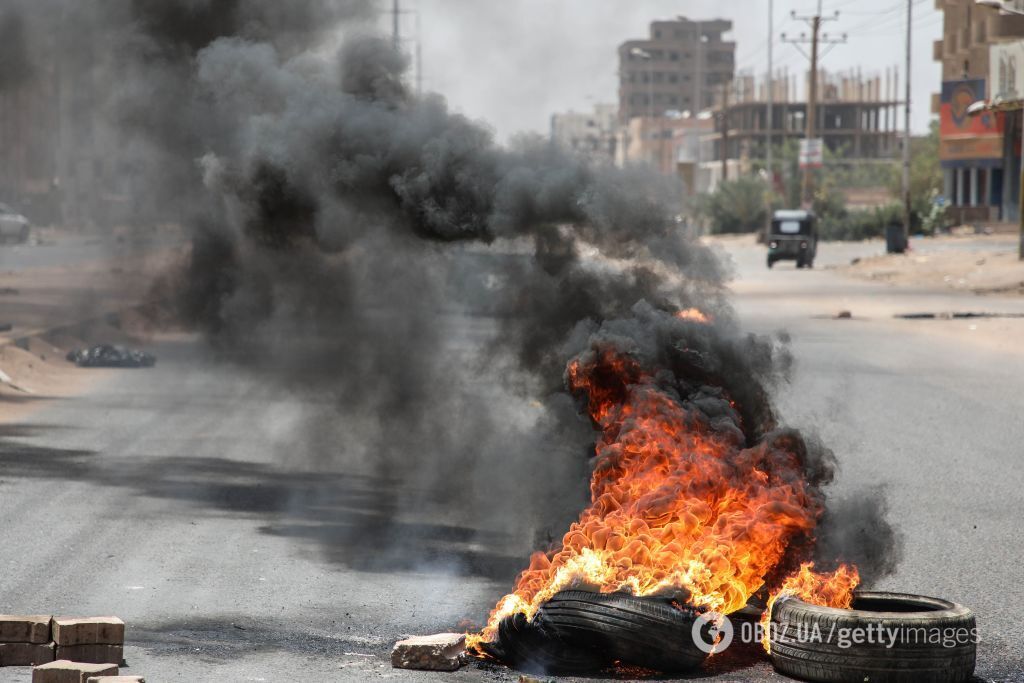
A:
[469, 348, 849, 649]
[675, 308, 712, 324]
[760, 562, 860, 651]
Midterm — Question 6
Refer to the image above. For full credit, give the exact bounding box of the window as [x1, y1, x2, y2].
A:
[669, 74, 678, 84]
[670, 51, 679, 61]
[655, 30, 662, 39]
[779, 221, 801, 234]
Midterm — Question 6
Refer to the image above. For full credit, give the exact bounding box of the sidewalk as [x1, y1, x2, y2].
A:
[839, 234, 1024, 296]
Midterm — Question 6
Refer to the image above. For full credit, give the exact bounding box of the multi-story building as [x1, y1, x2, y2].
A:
[934, 0, 1024, 224]
[618, 18, 735, 122]
[550, 104, 619, 165]
[702, 70, 903, 192]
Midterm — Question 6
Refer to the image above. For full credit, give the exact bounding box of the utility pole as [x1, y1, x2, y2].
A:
[902, 0, 913, 241]
[783, 2, 845, 206]
[766, 0, 775, 238]
[416, 9, 424, 96]
[721, 82, 730, 183]
[392, 0, 400, 51]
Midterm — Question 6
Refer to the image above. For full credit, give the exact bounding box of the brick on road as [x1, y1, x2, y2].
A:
[54, 644, 122, 665]
[86, 678, 144, 683]
[0, 616, 52, 644]
[0, 642, 55, 666]
[391, 633, 467, 671]
[51, 619, 125, 646]
[32, 660, 118, 683]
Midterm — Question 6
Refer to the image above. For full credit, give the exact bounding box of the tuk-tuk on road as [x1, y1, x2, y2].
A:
[767, 209, 818, 269]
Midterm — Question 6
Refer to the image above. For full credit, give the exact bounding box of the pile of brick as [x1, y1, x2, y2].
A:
[0, 616, 142, 682]
[32, 660, 143, 683]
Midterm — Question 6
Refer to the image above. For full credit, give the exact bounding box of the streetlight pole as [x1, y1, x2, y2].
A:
[903, 0, 913, 243]
[631, 48, 655, 164]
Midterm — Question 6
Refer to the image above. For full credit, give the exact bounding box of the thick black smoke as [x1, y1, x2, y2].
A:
[20, 1, 899, 582]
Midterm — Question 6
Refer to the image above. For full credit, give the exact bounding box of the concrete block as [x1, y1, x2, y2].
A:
[51, 619, 124, 647]
[86, 678, 144, 683]
[31, 660, 118, 683]
[0, 616, 52, 644]
[0, 642, 55, 666]
[55, 645, 122, 665]
[391, 633, 466, 671]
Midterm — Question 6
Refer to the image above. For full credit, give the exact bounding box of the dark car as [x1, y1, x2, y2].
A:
[767, 209, 818, 269]
[66, 345, 156, 368]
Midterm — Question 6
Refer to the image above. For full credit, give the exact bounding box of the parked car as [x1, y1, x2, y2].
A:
[66, 345, 156, 368]
[0, 203, 31, 244]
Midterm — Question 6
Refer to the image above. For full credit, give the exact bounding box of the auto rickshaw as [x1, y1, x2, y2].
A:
[767, 209, 818, 269]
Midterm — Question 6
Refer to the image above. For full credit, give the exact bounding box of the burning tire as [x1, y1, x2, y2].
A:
[487, 590, 708, 675]
[769, 591, 976, 683]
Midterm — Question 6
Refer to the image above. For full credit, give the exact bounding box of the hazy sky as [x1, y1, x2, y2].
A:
[388, 0, 944, 143]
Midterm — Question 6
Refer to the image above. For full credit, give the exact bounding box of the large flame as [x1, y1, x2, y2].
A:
[761, 562, 860, 651]
[470, 345, 854, 649]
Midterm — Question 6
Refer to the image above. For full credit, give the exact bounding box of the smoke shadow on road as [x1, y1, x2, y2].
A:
[0, 436, 528, 582]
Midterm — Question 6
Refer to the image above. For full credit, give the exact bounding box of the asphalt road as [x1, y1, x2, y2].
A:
[0, 238, 1022, 682]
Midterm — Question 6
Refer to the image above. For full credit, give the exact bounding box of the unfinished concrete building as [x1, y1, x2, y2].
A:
[702, 70, 903, 189]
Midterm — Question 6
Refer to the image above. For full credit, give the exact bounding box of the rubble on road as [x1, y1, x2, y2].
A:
[65, 345, 155, 368]
[31, 660, 118, 683]
[86, 678, 143, 683]
[0, 616, 52, 644]
[391, 633, 467, 671]
[0, 642, 55, 666]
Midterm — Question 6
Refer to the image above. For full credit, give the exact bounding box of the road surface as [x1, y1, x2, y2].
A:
[0, 238, 1021, 682]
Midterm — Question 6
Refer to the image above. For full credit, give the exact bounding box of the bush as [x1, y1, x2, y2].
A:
[695, 177, 771, 234]
[819, 203, 903, 242]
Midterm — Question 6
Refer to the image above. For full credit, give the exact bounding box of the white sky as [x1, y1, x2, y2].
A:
[388, 0, 944, 143]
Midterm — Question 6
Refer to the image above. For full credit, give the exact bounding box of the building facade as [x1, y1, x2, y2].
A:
[934, 0, 1024, 224]
[550, 104, 619, 165]
[618, 18, 735, 122]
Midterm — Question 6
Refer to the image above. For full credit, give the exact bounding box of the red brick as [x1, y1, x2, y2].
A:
[31, 660, 118, 683]
[0, 616, 52, 644]
[51, 619, 124, 647]
[0, 642, 55, 666]
[54, 645, 122, 666]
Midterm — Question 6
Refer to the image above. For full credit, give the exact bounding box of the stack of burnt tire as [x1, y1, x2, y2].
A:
[486, 590, 709, 675]
[768, 592, 977, 683]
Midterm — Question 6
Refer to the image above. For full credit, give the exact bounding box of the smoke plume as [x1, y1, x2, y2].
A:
[14, 0, 900, 584]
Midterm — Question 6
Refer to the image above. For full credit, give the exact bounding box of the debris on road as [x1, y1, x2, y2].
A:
[836, 310, 853, 319]
[65, 346, 155, 368]
[86, 677, 144, 683]
[31, 660, 118, 683]
[0, 616, 52, 644]
[51, 618, 125, 648]
[54, 645, 122, 666]
[0, 643, 55, 666]
[391, 633, 467, 671]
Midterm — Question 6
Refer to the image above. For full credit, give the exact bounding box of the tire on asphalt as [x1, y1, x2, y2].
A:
[538, 590, 709, 673]
[769, 591, 976, 683]
[484, 609, 606, 675]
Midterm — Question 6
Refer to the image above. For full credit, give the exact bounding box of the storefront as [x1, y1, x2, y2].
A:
[940, 79, 1005, 224]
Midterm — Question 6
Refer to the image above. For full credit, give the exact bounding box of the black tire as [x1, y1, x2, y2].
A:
[769, 591, 976, 683]
[538, 590, 708, 673]
[483, 609, 606, 675]
[767, 257, 775, 269]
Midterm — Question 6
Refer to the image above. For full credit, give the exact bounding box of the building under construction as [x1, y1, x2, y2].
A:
[702, 69, 904, 190]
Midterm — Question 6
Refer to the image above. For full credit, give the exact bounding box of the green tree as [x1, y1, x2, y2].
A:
[695, 176, 772, 234]
[889, 120, 944, 232]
